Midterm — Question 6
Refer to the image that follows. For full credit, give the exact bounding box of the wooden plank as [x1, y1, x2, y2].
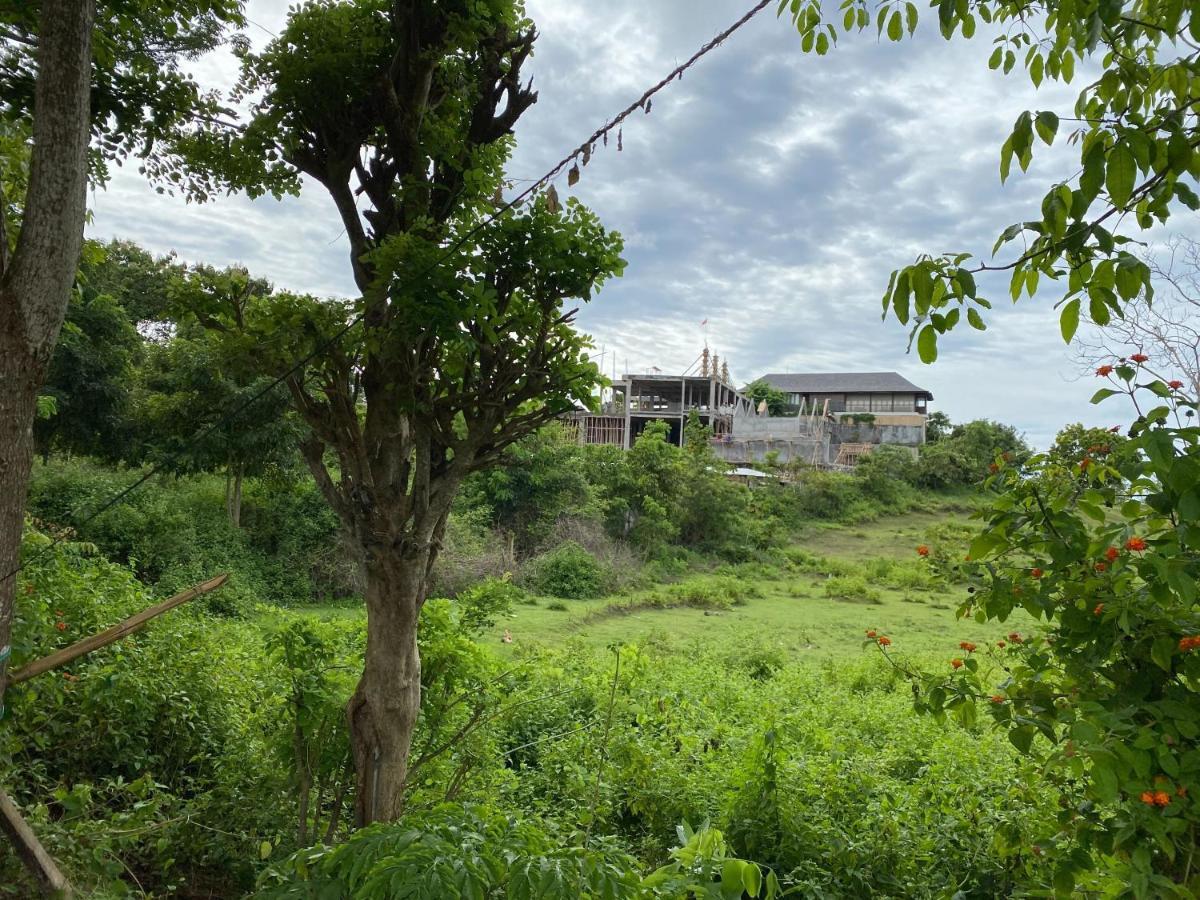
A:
[7, 574, 229, 685]
[0, 787, 72, 897]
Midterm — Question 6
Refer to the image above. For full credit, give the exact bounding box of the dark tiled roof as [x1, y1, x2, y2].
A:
[757, 372, 933, 399]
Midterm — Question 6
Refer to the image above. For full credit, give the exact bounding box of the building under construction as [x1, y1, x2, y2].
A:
[568, 350, 931, 468]
[569, 349, 748, 450]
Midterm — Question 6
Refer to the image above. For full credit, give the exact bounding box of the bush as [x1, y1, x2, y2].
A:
[823, 574, 883, 604]
[526, 541, 605, 599]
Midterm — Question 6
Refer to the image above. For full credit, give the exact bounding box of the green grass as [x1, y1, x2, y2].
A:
[297, 501, 1030, 666]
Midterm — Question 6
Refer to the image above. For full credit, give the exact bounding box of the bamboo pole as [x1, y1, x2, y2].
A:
[0, 788, 72, 897]
[6, 573, 229, 685]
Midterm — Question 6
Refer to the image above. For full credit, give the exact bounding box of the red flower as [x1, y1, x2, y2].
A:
[877, 635, 892, 647]
[1030, 568, 1043, 578]
[1141, 791, 1157, 805]
[1008, 632, 1023, 643]
[988, 462, 1000, 474]
[1096, 365, 1114, 377]
[959, 641, 977, 653]
[997, 640, 1007, 649]
[55, 621, 66, 632]
[916, 545, 930, 558]
[1079, 457, 1092, 472]
[950, 658, 964, 669]
[1169, 380, 1184, 389]
[1094, 603, 1105, 616]
[865, 629, 877, 638]
[1105, 547, 1119, 562]
[989, 695, 1006, 704]
[1124, 537, 1147, 552]
[1130, 353, 1149, 364]
[1095, 562, 1106, 572]
[1180, 636, 1200, 652]
[1154, 791, 1171, 807]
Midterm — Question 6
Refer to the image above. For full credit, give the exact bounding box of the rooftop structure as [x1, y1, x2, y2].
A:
[756, 371, 933, 416]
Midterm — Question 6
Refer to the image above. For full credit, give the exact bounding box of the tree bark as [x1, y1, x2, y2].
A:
[347, 551, 426, 825]
[225, 462, 244, 528]
[0, 0, 95, 722]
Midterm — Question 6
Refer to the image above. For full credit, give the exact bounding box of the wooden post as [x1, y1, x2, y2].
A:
[0, 788, 72, 897]
[6, 574, 229, 685]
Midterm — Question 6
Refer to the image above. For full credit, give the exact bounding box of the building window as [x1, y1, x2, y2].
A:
[845, 395, 871, 412]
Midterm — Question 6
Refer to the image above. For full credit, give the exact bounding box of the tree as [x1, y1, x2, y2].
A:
[924, 410, 951, 442]
[744, 379, 789, 416]
[0, 0, 242, 730]
[33, 243, 143, 461]
[182, 0, 624, 824]
[140, 263, 300, 526]
[1072, 234, 1200, 396]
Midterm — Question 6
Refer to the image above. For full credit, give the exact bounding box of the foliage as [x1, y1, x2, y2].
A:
[527, 541, 606, 599]
[743, 380, 789, 416]
[461, 423, 599, 554]
[906, 368, 1200, 896]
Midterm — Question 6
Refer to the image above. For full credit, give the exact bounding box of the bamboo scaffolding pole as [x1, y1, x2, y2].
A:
[0, 789, 71, 897]
[7, 573, 229, 685]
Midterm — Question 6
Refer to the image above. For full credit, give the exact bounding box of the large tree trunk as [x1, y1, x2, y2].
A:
[0, 0, 95, 721]
[348, 552, 426, 825]
[0, 344, 39, 715]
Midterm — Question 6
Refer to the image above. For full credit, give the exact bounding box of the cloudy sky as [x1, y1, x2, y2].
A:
[88, 0, 1199, 446]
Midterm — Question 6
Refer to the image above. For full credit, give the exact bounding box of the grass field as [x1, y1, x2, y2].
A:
[295, 501, 1030, 666]
[479, 501, 1030, 664]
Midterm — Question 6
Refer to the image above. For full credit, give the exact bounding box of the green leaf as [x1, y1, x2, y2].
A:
[1090, 388, 1118, 404]
[1060, 298, 1080, 342]
[967, 308, 987, 331]
[1009, 725, 1036, 754]
[1151, 636, 1175, 672]
[1035, 111, 1058, 145]
[742, 862, 763, 897]
[887, 10, 902, 40]
[917, 325, 938, 363]
[1106, 143, 1136, 207]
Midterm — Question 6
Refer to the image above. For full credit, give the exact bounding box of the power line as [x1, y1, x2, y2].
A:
[3, 0, 774, 587]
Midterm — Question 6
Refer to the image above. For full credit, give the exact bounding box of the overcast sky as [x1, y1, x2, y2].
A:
[87, 0, 1200, 447]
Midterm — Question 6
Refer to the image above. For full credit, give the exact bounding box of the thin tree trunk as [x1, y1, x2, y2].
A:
[347, 553, 424, 825]
[224, 462, 244, 528]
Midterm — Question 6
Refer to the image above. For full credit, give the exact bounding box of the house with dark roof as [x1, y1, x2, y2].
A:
[757, 371, 933, 417]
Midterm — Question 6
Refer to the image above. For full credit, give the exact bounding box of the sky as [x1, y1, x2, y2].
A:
[87, 0, 1200, 447]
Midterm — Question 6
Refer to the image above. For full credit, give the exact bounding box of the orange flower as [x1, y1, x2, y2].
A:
[1124, 537, 1147, 552]
[1179, 636, 1200, 652]
[989, 695, 1005, 704]
[1169, 380, 1184, 389]
[988, 462, 1000, 474]
[877, 635, 892, 647]
[865, 629, 877, 638]
[1095, 562, 1106, 572]
[916, 545, 930, 558]
[1130, 353, 1149, 364]
[1177, 786, 1189, 798]
[1008, 632, 1023, 643]
[1141, 791, 1157, 805]
[996, 640, 1006, 649]
[1096, 365, 1114, 377]
[950, 658, 964, 669]
[1154, 791, 1171, 807]
[959, 641, 977, 653]
[1030, 567, 1043, 578]
[1105, 547, 1120, 561]
[1093, 603, 1105, 616]
[55, 621, 66, 632]
[1079, 457, 1092, 472]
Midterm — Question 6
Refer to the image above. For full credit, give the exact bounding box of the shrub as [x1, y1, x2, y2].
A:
[526, 541, 605, 599]
[823, 574, 883, 604]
